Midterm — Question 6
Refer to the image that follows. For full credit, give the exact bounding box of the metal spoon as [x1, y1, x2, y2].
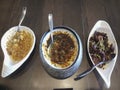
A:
[74, 60, 112, 80]
[48, 13, 54, 43]
[17, 7, 27, 31]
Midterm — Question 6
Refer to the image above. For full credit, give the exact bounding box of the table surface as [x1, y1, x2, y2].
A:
[0, 0, 120, 90]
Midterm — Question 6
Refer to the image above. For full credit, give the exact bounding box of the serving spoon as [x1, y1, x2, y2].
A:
[17, 7, 27, 31]
[74, 59, 113, 80]
[48, 13, 54, 43]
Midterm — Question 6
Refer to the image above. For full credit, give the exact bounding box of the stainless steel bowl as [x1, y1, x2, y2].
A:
[39, 26, 83, 79]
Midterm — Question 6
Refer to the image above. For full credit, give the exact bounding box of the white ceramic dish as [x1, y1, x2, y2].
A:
[1, 26, 36, 78]
[87, 20, 118, 88]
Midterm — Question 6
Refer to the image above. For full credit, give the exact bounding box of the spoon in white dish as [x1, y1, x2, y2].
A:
[17, 7, 27, 31]
[74, 59, 113, 80]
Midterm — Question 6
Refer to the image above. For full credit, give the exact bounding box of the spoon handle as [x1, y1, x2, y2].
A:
[18, 7, 27, 30]
[74, 66, 95, 80]
[48, 13, 53, 42]
[74, 61, 105, 80]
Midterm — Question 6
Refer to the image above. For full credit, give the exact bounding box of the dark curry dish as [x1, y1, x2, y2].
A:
[89, 31, 116, 68]
[44, 31, 78, 69]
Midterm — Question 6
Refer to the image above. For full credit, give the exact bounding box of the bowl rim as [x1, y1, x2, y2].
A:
[41, 26, 80, 69]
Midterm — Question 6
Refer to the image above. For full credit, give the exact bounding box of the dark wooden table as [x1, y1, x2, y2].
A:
[0, 0, 120, 90]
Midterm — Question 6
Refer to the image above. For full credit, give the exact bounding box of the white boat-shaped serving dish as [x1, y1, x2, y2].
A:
[87, 20, 118, 88]
[1, 26, 36, 78]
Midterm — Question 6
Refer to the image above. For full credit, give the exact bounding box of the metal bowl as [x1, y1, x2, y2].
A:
[39, 26, 83, 79]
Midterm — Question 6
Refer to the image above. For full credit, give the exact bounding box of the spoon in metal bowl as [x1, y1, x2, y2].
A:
[74, 59, 113, 80]
[48, 13, 54, 43]
[17, 7, 27, 31]
[47, 13, 54, 55]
